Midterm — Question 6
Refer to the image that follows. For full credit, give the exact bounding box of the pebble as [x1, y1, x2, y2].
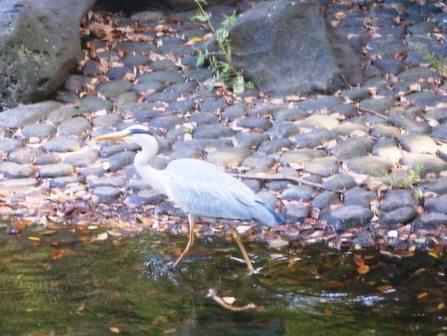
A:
[35, 153, 61, 165]
[282, 185, 314, 201]
[327, 205, 374, 231]
[0, 178, 38, 191]
[414, 213, 447, 230]
[304, 157, 340, 177]
[9, 148, 43, 164]
[283, 203, 310, 222]
[37, 163, 74, 178]
[331, 137, 374, 160]
[380, 206, 417, 227]
[107, 151, 136, 172]
[295, 129, 334, 148]
[346, 156, 393, 176]
[0, 138, 21, 153]
[379, 190, 419, 212]
[47, 106, 77, 124]
[0, 162, 33, 178]
[44, 136, 82, 152]
[323, 173, 356, 191]
[312, 191, 340, 209]
[78, 96, 113, 113]
[58, 117, 91, 136]
[98, 80, 132, 98]
[400, 153, 447, 174]
[424, 194, 447, 214]
[397, 134, 438, 154]
[344, 187, 377, 207]
[50, 175, 85, 188]
[22, 123, 55, 138]
[0, 101, 61, 128]
[64, 149, 98, 167]
[234, 132, 267, 149]
[193, 124, 234, 139]
[206, 147, 249, 168]
[93, 186, 122, 203]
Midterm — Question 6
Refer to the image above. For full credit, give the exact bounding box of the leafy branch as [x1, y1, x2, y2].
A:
[192, 0, 252, 93]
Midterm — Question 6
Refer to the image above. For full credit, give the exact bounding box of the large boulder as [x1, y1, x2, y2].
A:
[0, 0, 96, 108]
[227, 1, 362, 94]
[95, 0, 238, 11]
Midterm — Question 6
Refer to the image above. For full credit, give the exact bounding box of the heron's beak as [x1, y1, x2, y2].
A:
[93, 130, 129, 142]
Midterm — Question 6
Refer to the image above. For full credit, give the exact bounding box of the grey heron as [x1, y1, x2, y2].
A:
[94, 125, 283, 273]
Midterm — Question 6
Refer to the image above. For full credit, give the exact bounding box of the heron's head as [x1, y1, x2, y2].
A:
[93, 125, 157, 150]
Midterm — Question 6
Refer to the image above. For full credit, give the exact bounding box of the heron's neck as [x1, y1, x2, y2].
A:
[134, 146, 167, 194]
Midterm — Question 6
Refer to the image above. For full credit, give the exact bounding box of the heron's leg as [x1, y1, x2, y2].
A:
[172, 214, 196, 269]
[230, 228, 255, 275]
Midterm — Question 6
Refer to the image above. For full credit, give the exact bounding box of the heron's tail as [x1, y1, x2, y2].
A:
[251, 201, 284, 227]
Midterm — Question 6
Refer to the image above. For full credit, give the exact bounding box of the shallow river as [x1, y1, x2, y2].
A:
[0, 228, 446, 335]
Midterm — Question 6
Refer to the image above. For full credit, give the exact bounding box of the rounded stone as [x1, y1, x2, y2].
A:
[8, 148, 43, 164]
[78, 96, 113, 113]
[64, 149, 98, 168]
[37, 163, 74, 178]
[257, 139, 293, 155]
[93, 186, 122, 203]
[323, 173, 356, 191]
[44, 136, 82, 152]
[331, 137, 374, 160]
[0, 162, 33, 178]
[0, 138, 21, 153]
[35, 153, 61, 165]
[97, 80, 132, 98]
[312, 191, 340, 209]
[50, 175, 85, 188]
[346, 156, 393, 176]
[236, 117, 272, 131]
[206, 147, 249, 169]
[193, 124, 234, 139]
[380, 206, 417, 228]
[344, 187, 377, 207]
[304, 157, 340, 177]
[397, 134, 438, 154]
[379, 190, 419, 212]
[281, 185, 314, 201]
[47, 106, 77, 125]
[424, 194, 447, 214]
[22, 123, 55, 138]
[149, 115, 182, 129]
[58, 117, 91, 136]
[283, 203, 310, 222]
[295, 129, 334, 148]
[107, 151, 136, 172]
[93, 113, 121, 128]
[327, 205, 374, 231]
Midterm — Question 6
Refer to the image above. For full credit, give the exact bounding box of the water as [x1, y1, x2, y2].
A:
[0, 229, 446, 336]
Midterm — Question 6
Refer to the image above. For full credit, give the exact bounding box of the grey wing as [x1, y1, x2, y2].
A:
[165, 172, 282, 226]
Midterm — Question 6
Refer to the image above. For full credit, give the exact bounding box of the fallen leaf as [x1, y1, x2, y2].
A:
[222, 296, 236, 305]
[417, 292, 428, 300]
[95, 232, 108, 241]
[110, 326, 120, 333]
[357, 264, 370, 275]
[28, 236, 41, 241]
[51, 248, 70, 260]
[377, 285, 394, 292]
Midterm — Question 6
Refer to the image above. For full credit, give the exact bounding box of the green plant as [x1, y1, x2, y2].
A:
[381, 166, 423, 189]
[192, 0, 252, 93]
[415, 43, 447, 73]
